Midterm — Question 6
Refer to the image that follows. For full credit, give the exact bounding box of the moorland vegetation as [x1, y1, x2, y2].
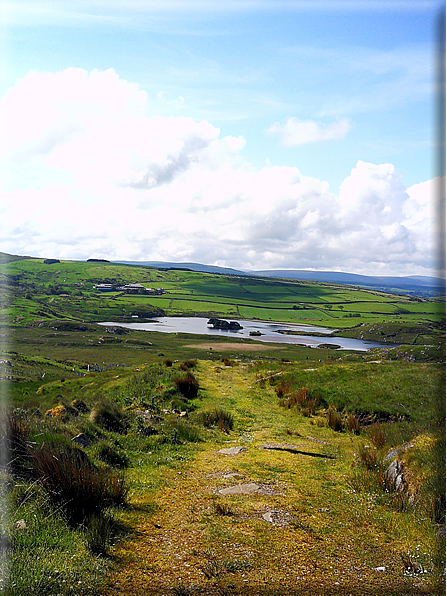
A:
[0, 254, 445, 595]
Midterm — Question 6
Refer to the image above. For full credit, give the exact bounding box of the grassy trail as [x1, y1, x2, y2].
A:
[103, 362, 441, 596]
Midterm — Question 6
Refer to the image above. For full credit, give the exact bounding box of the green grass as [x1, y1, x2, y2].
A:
[2, 257, 444, 333]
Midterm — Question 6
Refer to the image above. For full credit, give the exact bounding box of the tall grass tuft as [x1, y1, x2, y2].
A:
[85, 513, 114, 555]
[196, 408, 234, 433]
[89, 400, 128, 434]
[368, 423, 386, 449]
[279, 387, 320, 416]
[180, 359, 196, 370]
[357, 444, 379, 471]
[33, 443, 128, 526]
[327, 406, 343, 432]
[175, 372, 199, 399]
[160, 419, 202, 444]
[1, 410, 34, 479]
[346, 413, 360, 434]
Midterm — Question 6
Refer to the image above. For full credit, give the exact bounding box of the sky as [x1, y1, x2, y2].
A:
[0, 0, 445, 276]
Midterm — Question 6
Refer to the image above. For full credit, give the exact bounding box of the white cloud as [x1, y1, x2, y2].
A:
[0, 68, 439, 276]
[266, 117, 351, 146]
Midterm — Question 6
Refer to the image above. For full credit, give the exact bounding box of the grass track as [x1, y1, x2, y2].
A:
[103, 362, 443, 596]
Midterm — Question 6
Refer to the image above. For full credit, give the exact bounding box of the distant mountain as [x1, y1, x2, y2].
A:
[115, 260, 247, 276]
[252, 270, 446, 297]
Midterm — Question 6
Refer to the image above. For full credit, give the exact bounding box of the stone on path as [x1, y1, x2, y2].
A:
[218, 483, 274, 496]
[217, 446, 247, 456]
[262, 510, 292, 527]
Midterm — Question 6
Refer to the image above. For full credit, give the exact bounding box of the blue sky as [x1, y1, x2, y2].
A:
[0, 0, 444, 275]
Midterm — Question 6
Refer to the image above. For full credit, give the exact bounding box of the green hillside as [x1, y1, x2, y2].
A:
[0, 256, 444, 340]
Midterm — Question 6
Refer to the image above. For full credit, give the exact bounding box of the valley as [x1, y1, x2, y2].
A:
[0, 254, 445, 595]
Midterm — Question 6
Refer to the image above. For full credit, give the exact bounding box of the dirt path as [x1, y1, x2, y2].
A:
[103, 363, 437, 596]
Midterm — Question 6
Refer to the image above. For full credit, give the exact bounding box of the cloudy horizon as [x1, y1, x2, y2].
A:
[0, 1, 444, 277]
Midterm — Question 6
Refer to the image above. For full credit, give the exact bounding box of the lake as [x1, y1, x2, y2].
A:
[98, 317, 391, 352]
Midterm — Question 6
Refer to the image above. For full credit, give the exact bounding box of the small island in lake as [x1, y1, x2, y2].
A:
[207, 318, 243, 330]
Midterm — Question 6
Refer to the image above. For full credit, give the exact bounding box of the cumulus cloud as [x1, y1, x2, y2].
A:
[266, 117, 351, 146]
[0, 68, 439, 276]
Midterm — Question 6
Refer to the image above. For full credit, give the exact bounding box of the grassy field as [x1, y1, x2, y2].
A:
[0, 254, 445, 595]
[1, 256, 444, 334]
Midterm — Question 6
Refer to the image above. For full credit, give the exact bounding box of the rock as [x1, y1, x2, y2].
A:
[207, 318, 243, 330]
[385, 459, 406, 492]
[262, 510, 291, 527]
[15, 519, 26, 530]
[217, 446, 247, 456]
[384, 443, 415, 462]
[71, 433, 91, 447]
[218, 483, 274, 496]
[374, 566, 386, 572]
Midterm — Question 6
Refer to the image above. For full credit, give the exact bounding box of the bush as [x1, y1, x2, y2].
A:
[175, 372, 199, 399]
[33, 443, 128, 526]
[197, 408, 234, 433]
[327, 406, 343, 432]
